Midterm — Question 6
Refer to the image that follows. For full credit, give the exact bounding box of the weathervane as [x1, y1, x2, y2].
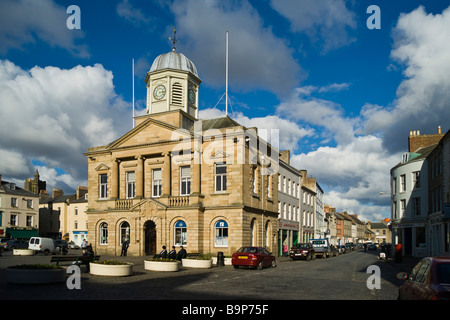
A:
[169, 27, 179, 51]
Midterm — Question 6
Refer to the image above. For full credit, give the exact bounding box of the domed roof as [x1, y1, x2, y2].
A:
[149, 49, 198, 77]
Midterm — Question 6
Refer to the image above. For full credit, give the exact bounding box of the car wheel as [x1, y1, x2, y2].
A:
[271, 260, 276, 268]
[306, 254, 311, 261]
[257, 261, 263, 270]
[44, 249, 50, 256]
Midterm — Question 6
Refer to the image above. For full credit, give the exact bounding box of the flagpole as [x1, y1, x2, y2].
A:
[132, 58, 135, 128]
[225, 31, 229, 116]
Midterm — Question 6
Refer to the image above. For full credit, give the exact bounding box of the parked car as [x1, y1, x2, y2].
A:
[28, 237, 56, 255]
[0, 238, 12, 250]
[3, 239, 28, 251]
[289, 243, 315, 261]
[397, 257, 450, 300]
[232, 246, 276, 270]
[54, 240, 69, 254]
[337, 245, 346, 254]
[368, 244, 377, 251]
[330, 245, 339, 257]
[67, 241, 80, 249]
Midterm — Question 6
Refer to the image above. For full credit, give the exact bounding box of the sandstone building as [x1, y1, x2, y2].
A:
[84, 47, 279, 256]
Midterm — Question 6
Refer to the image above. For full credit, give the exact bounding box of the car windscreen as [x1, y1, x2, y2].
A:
[292, 244, 309, 249]
[437, 263, 450, 284]
[237, 247, 257, 253]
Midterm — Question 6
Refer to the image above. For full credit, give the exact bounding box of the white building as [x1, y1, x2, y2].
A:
[391, 145, 434, 257]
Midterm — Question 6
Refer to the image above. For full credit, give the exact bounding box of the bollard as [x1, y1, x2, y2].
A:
[217, 251, 225, 267]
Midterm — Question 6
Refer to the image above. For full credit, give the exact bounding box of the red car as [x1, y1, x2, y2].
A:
[232, 246, 276, 270]
[397, 257, 450, 300]
[289, 243, 315, 261]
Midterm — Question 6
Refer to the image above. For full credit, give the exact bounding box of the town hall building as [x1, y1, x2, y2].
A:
[84, 45, 280, 257]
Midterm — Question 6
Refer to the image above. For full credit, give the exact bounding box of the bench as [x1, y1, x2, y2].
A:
[51, 255, 100, 271]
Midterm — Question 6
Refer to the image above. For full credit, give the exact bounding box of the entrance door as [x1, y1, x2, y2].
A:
[144, 220, 156, 256]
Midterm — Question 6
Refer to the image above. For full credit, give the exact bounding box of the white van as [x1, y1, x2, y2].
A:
[28, 237, 55, 255]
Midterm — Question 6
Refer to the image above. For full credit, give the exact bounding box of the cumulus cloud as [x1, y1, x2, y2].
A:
[270, 0, 357, 53]
[199, 108, 314, 152]
[0, 0, 88, 57]
[0, 59, 130, 187]
[169, 0, 303, 96]
[364, 5, 450, 151]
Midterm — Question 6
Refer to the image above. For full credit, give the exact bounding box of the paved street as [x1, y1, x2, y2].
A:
[0, 249, 416, 302]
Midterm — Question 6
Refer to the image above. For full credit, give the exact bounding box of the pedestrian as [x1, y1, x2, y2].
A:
[81, 239, 87, 249]
[176, 246, 187, 260]
[168, 246, 177, 259]
[121, 239, 129, 256]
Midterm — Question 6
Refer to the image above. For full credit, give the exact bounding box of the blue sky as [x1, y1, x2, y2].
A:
[1, 0, 449, 222]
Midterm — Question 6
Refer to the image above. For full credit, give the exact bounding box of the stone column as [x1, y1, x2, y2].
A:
[111, 159, 120, 199]
[162, 152, 171, 196]
[135, 155, 144, 199]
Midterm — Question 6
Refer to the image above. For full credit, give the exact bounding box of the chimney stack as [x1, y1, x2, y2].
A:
[438, 126, 441, 134]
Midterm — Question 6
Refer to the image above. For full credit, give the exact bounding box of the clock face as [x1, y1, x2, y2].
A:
[153, 85, 166, 100]
[188, 87, 196, 104]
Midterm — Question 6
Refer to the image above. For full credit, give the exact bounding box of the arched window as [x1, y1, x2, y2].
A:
[174, 220, 187, 246]
[120, 221, 130, 245]
[214, 220, 228, 247]
[100, 222, 108, 245]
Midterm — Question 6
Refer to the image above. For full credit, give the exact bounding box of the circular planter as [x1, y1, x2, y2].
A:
[13, 249, 35, 256]
[6, 267, 66, 284]
[89, 262, 133, 277]
[182, 258, 212, 269]
[144, 260, 180, 272]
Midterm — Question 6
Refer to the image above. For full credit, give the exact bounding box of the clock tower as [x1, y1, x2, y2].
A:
[145, 36, 201, 122]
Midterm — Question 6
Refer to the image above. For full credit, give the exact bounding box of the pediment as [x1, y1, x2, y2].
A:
[108, 118, 192, 150]
[95, 164, 110, 171]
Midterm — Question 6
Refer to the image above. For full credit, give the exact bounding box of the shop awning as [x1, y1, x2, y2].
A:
[7, 229, 39, 240]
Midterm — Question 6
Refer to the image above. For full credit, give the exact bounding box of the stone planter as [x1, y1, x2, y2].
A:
[182, 258, 213, 269]
[13, 249, 35, 256]
[144, 260, 180, 272]
[89, 262, 133, 277]
[6, 267, 66, 284]
[212, 257, 232, 266]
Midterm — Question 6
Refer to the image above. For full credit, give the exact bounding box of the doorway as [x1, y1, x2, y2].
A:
[144, 220, 156, 256]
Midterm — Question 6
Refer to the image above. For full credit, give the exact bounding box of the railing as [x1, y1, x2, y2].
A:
[115, 199, 133, 210]
[168, 196, 190, 207]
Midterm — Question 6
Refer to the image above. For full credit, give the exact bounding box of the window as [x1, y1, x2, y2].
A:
[215, 220, 228, 247]
[26, 216, 32, 227]
[75, 207, 78, 215]
[215, 162, 227, 192]
[10, 214, 17, 226]
[11, 198, 17, 207]
[174, 220, 187, 246]
[99, 174, 108, 199]
[126, 171, 135, 199]
[413, 197, 421, 216]
[74, 220, 78, 230]
[26, 199, 33, 208]
[152, 169, 162, 197]
[400, 199, 406, 217]
[100, 223, 108, 245]
[392, 177, 397, 194]
[180, 166, 191, 195]
[400, 174, 406, 192]
[172, 82, 183, 105]
[120, 221, 130, 245]
[412, 171, 420, 189]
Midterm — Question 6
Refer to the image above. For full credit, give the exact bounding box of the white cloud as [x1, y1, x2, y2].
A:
[364, 5, 450, 151]
[0, 0, 88, 57]
[117, 0, 153, 27]
[169, 0, 303, 96]
[0, 59, 130, 186]
[270, 0, 357, 53]
[199, 108, 314, 152]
